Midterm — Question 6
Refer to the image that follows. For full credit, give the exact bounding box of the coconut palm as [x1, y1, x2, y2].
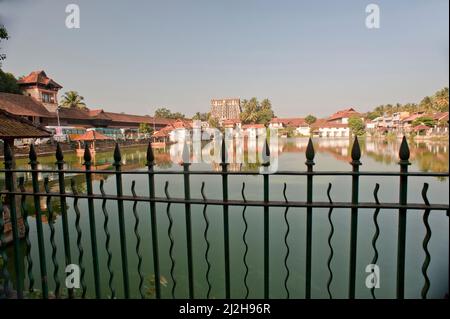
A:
[60, 91, 86, 108]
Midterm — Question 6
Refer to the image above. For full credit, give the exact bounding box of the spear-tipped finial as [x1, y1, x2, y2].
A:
[350, 136, 361, 166]
[113, 143, 121, 164]
[221, 137, 226, 164]
[55, 142, 64, 162]
[181, 142, 190, 164]
[399, 136, 410, 163]
[4, 141, 13, 164]
[83, 143, 91, 163]
[262, 138, 270, 166]
[146, 141, 154, 165]
[29, 143, 37, 163]
[305, 138, 315, 163]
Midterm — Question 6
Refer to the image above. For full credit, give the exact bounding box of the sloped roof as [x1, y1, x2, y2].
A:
[71, 130, 111, 141]
[0, 92, 52, 117]
[270, 118, 309, 127]
[57, 107, 92, 120]
[432, 112, 449, 121]
[18, 70, 63, 89]
[413, 125, 431, 131]
[103, 112, 173, 126]
[328, 108, 360, 121]
[0, 109, 51, 138]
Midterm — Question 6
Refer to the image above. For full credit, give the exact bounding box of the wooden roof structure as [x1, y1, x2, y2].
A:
[0, 109, 51, 139]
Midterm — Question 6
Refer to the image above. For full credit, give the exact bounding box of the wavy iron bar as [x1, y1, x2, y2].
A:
[131, 181, 145, 299]
[241, 182, 250, 299]
[44, 177, 60, 298]
[100, 180, 115, 299]
[326, 183, 334, 299]
[200, 182, 212, 299]
[18, 177, 34, 293]
[70, 179, 87, 298]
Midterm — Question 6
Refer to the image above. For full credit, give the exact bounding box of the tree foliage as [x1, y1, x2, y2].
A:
[348, 116, 365, 136]
[0, 25, 8, 66]
[240, 98, 275, 125]
[305, 115, 317, 125]
[366, 87, 448, 119]
[60, 91, 86, 108]
[412, 116, 435, 127]
[208, 116, 220, 128]
[192, 112, 209, 121]
[154, 107, 185, 119]
[138, 123, 153, 134]
[0, 68, 21, 93]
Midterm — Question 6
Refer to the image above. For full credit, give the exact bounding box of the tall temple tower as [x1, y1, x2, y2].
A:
[210, 98, 241, 120]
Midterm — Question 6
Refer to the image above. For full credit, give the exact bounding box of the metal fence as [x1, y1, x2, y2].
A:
[0, 137, 448, 299]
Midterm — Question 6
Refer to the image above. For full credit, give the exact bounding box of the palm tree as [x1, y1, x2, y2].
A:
[60, 91, 86, 108]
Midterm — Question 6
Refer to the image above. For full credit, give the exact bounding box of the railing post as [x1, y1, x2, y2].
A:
[146, 142, 161, 299]
[397, 136, 410, 299]
[305, 138, 315, 299]
[349, 136, 361, 299]
[55, 143, 73, 299]
[113, 143, 130, 298]
[262, 138, 270, 299]
[220, 138, 231, 299]
[181, 142, 194, 298]
[3, 140, 23, 298]
[83, 143, 102, 298]
[29, 144, 48, 299]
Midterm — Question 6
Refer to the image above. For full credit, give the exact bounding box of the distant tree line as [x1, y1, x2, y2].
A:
[154, 107, 185, 119]
[365, 87, 449, 120]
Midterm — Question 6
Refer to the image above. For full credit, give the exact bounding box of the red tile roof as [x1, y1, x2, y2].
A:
[327, 108, 360, 121]
[242, 123, 265, 129]
[58, 107, 92, 120]
[413, 125, 431, 131]
[18, 70, 62, 89]
[270, 117, 308, 127]
[433, 112, 449, 121]
[0, 109, 51, 138]
[0, 92, 52, 117]
[103, 112, 173, 126]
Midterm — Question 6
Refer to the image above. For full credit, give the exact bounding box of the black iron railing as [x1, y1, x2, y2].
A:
[0, 137, 448, 299]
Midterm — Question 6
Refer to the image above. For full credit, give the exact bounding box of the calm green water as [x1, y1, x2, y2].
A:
[1, 137, 449, 299]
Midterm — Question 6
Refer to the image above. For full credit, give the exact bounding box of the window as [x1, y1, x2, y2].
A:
[41, 92, 55, 103]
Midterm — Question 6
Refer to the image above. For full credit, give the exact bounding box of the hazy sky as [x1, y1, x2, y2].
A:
[0, 0, 448, 117]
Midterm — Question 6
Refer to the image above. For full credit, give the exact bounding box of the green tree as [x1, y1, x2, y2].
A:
[348, 116, 365, 136]
[154, 107, 185, 119]
[60, 91, 86, 108]
[0, 25, 8, 66]
[208, 116, 220, 128]
[433, 87, 449, 112]
[138, 123, 153, 134]
[305, 115, 317, 125]
[192, 112, 209, 121]
[240, 97, 275, 125]
[0, 69, 21, 93]
[412, 116, 435, 127]
[419, 96, 433, 113]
